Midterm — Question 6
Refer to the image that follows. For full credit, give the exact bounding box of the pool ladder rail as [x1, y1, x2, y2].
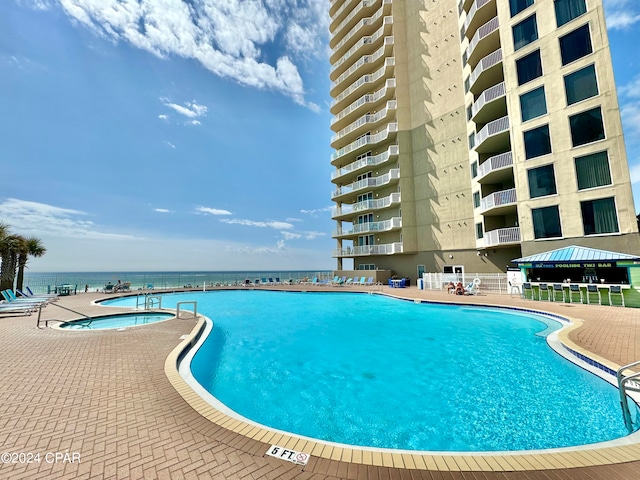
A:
[617, 361, 640, 433]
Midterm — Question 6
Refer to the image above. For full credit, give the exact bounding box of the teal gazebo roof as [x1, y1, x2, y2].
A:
[512, 245, 640, 264]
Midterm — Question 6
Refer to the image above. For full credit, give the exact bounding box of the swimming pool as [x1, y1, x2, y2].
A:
[60, 312, 175, 330]
[104, 290, 638, 451]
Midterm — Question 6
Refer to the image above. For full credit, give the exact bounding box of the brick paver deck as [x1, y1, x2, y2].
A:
[1, 286, 640, 479]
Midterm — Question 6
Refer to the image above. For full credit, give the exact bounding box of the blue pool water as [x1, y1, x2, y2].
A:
[103, 291, 636, 451]
[61, 312, 174, 329]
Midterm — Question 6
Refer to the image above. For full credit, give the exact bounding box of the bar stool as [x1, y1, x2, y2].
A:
[538, 283, 551, 301]
[586, 284, 601, 305]
[568, 284, 583, 304]
[522, 282, 535, 300]
[552, 284, 566, 302]
[608, 285, 625, 307]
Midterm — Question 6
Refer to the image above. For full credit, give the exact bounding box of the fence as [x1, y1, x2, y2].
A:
[422, 272, 510, 294]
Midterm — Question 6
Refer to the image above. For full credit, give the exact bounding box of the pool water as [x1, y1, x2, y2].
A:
[104, 291, 637, 451]
[61, 312, 174, 330]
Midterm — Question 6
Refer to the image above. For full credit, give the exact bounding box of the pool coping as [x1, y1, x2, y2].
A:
[162, 292, 640, 471]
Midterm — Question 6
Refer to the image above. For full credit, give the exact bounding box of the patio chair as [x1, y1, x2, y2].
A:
[608, 285, 625, 307]
[586, 284, 601, 305]
[568, 284, 583, 304]
[551, 284, 566, 303]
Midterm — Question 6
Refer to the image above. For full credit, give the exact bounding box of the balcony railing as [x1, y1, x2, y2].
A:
[332, 66, 395, 111]
[331, 145, 399, 180]
[332, 0, 391, 39]
[463, 0, 492, 36]
[482, 227, 521, 247]
[332, 168, 400, 198]
[332, 10, 391, 57]
[331, 22, 390, 75]
[480, 188, 516, 213]
[469, 48, 502, 89]
[464, 16, 499, 63]
[471, 82, 505, 119]
[333, 242, 403, 257]
[476, 151, 513, 181]
[331, 123, 398, 161]
[331, 38, 393, 91]
[475, 115, 509, 149]
[332, 100, 396, 143]
[332, 192, 401, 217]
[331, 0, 360, 23]
[333, 217, 402, 237]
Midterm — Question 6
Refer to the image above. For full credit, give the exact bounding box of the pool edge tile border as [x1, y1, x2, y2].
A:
[163, 303, 640, 472]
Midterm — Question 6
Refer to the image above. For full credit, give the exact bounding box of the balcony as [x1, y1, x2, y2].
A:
[476, 151, 513, 184]
[333, 216, 402, 238]
[474, 115, 509, 153]
[331, 65, 395, 115]
[331, 0, 391, 43]
[471, 82, 506, 124]
[332, 168, 400, 200]
[333, 242, 403, 257]
[465, 17, 500, 69]
[479, 188, 517, 215]
[330, 0, 360, 25]
[480, 227, 521, 248]
[463, 0, 495, 41]
[468, 48, 503, 94]
[331, 11, 391, 61]
[331, 20, 392, 79]
[330, 39, 394, 95]
[331, 100, 396, 147]
[331, 144, 399, 182]
[332, 192, 401, 219]
[331, 122, 398, 163]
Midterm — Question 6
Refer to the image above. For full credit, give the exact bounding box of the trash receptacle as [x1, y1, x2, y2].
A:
[418, 278, 424, 290]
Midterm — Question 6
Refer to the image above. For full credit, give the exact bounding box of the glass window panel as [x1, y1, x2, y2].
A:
[554, 0, 587, 27]
[510, 0, 534, 17]
[560, 24, 592, 65]
[520, 86, 547, 122]
[516, 50, 543, 85]
[581, 197, 619, 234]
[564, 64, 598, 105]
[575, 151, 612, 190]
[476, 222, 484, 239]
[513, 15, 538, 51]
[524, 124, 552, 159]
[532, 205, 562, 239]
[570, 106, 604, 147]
[473, 191, 481, 208]
[528, 164, 557, 198]
[471, 161, 478, 178]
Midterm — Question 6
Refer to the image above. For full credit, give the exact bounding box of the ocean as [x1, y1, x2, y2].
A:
[23, 270, 334, 294]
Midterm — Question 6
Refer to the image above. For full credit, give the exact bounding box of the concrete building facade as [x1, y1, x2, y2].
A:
[329, 0, 640, 279]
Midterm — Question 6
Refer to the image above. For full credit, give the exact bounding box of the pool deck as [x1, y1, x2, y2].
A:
[2, 285, 640, 479]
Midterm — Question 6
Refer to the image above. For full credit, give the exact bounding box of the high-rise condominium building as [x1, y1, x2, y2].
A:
[329, 0, 640, 279]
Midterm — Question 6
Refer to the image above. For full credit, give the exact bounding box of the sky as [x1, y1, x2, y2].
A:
[1, 0, 639, 272]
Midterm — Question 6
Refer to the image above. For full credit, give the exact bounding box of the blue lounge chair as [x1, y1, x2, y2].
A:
[16, 289, 58, 301]
[1, 290, 47, 307]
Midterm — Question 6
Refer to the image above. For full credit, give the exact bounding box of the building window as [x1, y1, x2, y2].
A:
[510, 0, 534, 17]
[469, 132, 476, 149]
[564, 64, 598, 105]
[575, 151, 612, 190]
[464, 76, 471, 93]
[554, 0, 587, 27]
[473, 191, 481, 208]
[513, 15, 538, 51]
[560, 24, 592, 65]
[528, 164, 557, 198]
[524, 124, 551, 159]
[581, 197, 619, 235]
[532, 205, 562, 239]
[570, 106, 604, 147]
[467, 104, 473, 121]
[520, 86, 547, 122]
[471, 161, 478, 178]
[476, 222, 484, 239]
[358, 264, 376, 270]
[516, 50, 543, 85]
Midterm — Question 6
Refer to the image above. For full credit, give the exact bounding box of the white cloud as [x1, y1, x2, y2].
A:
[604, 0, 640, 29]
[54, 0, 329, 109]
[190, 120, 201, 126]
[281, 231, 302, 240]
[220, 218, 294, 229]
[158, 114, 168, 120]
[302, 231, 326, 240]
[164, 141, 176, 149]
[162, 98, 208, 118]
[300, 206, 332, 217]
[224, 239, 287, 255]
[196, 206, 232, 216]
[154, 208, 170, 213]
[629, 162, 640, 184]
[0, 198, 138, 239]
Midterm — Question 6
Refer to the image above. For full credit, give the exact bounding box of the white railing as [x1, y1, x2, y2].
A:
[331, 24, 387, 75]
[332, 59, 394, 108]
[465, 16, 499, 62]
[331, 0, 360, 23]
[333, 241, 403, 257]
[471, 82, 505, 119]
[332, 192, 401, 217]
[331, 122, 398, 161]
[332, 0, 390, 39]
[463, 0, 492, 35]
[333, 217, 402, 236]
[332, 168, 400, 198]
[331, 145, 399, 180]
[332, 10, 391, 56]
[475, 115, 509, 148]
[483, 227, 520, 247]
[422, 272, 510, 294]
[331, 38, 393, 91]
[333, 76, 395, 122]
[476, 151, 513, 180]
[469, 48, 502, 88]
[332, 101, 397, 143]
[480, 188, 516, 212]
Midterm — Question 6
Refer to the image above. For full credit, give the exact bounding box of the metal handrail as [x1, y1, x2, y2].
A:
[176, 301, 198, 319]
[617, 361, 640, 432]
[38, 302, 93, 328]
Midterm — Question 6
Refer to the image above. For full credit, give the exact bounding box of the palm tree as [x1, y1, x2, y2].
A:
[0, 232, 25, 291]
[16, 236, 46, 291]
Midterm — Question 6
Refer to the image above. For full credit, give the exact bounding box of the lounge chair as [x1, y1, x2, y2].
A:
[103, 284, 115, 293]
[365, 277, 375, 286]
[355, 277, 366, 285]
[274, 277, 281, 284]
[1, 290, 47, 307]
[16, 289, 58, 302]
[0, 304, 35, 315]
[25, 287, 58, 299]
[345, 278, 353, 286]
